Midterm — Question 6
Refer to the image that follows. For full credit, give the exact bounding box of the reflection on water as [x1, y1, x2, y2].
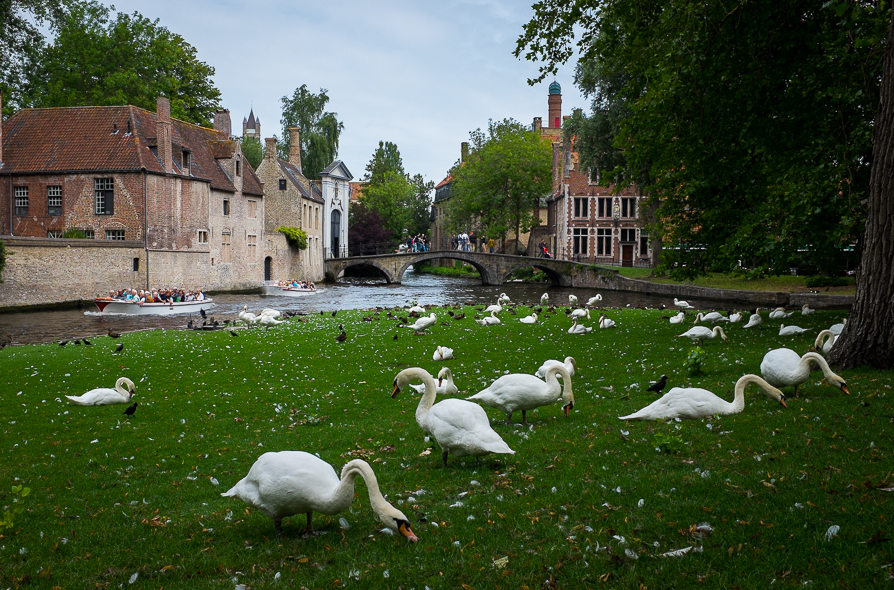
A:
[0, 270, 737, 345]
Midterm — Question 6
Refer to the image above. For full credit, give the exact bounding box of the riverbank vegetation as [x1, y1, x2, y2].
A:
[415, 260, 480, 278]
[613, 268, 856, 295]
[0, 304, 890, 588]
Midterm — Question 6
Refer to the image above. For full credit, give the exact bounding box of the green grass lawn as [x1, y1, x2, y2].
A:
[0, 305, 890, 589]
[613, 268, 856, 295]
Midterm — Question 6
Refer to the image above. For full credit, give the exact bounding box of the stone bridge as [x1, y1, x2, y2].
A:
[324, 250, 594, 286]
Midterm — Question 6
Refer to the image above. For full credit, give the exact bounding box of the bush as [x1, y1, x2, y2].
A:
[682, 346, 707, 376]
[62, 227, 87, 239]
[0, 483, 31, 530]
[805, 275, 849, 288]
[277, 226, 308, 250]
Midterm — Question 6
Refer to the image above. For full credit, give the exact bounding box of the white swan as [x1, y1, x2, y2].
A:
[618, 374, 787, 421]
[65, 377, 135, 406]
[484, 302, 503, 315]
[475, 310, 501, 326]
[814, 330, 838, 355]
[467, 365, 574, 425]
[677, 326, 728, 343]
[598, 314, 616, 329]
[498, 293, 511, 305]
[743, 309, 763, 329]
[432, 346, 454, 361]
[410, 367, 459, 396]
[729, 312, 743, 323]
[221, 451, 418, 541]
[568, 318, 592, 334]
[404, 313, 437, 332]
[259, 309, 281, 318]
[674, 298, 692, 309]
[535, 356, 577, 379]
[540, 293, 549, 305]
[669, 312, 686, 324]
[829, 319, 847, 335]
[239, 305, 259, 326]
[760, 348, 849, 395]
[587, 294, 603, 306]
[801, 304, 815, 316]
[392, 368, 515, 466]
[570, 308, 590, 320]
[779, 324, 809, 336]
[259, 315, 284, 329]
[693, 312, 729, 324]
[568, 294, 578, 306]
[407, 304, 426, 314]
[519, 313, 538, 324]
[769, 307, 793, 319]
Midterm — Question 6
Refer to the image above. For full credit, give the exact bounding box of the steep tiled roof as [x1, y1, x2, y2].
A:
[320, 160, 353, 179]
[277, 159, 323, 204]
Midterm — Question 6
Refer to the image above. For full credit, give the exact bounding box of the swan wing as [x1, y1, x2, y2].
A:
[66, 387, 128, 406]
[760, 348, 805, 388]
[426, 400, 514, 456]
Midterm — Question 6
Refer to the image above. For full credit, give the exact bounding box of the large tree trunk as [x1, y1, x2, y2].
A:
[827, 14, 894, 369]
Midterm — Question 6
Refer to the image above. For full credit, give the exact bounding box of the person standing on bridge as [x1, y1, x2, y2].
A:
[487, 236, 495, 253]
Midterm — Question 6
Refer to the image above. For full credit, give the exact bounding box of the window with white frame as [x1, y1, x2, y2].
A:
[572, 228, 588, 256]
[597, 197, 612, 218]
[198, 230, 209, 243]
[47, 186, 62, 216]
[639, 234, 649, 256]
[620, 229, 636, 242]
[620, 197, 637, 218]
[247, 234, 257, 259]
[221, 231, 232, 262]
[14, 187, 28, 216]
[573, 197, 589, 218]
[105, 229, 125, 241]
[82, 229, 95, 239]
[596, 228, 612, 256]
[94, 178, 114, 215]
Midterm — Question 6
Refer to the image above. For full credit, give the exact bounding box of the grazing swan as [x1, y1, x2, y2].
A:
[779, 324, 809, 336]
[404, 313, 437, 332]
[410, 367, 459, 396]
[259, 309, 282, 318]
[744, 309, 763, 329]
[432, 346, 454, 361]
[468, 365, 574, 425]
[598, 314, 616, 329]
[66, 377, 135, 406]
[259, 315, 284, 329]
[221, 451, 418, 541]
[568, 294, 578, 306]
[519, 313, 538, 324]
[407, 304, 426, 314]
[475, 310, 501, 326]
[535, 356, 577, 379]
[392, 368, 515, 466]
[729, 312, 743, 323]
[239, 305, 259, 327]
[587, 294, 603, 306]
[618, 374, 787, 421]
[541, 293, 549, 305]
[693, 312, 729, 324]
[801, 304, 815, 316]
[769, 307, 793, 319]
[829, 319, 847, 335]
[498, 293, 512, 305]
[570, 308, 590, 320]
[484, 301, 503, 315]
[669, 312, 686, 324]
[814, 330, 838, 355]
[674, 298, 693, 309]
[760, 348, 849, 396]
[568, 318, 592, 334]
[677, 326, 729, 343]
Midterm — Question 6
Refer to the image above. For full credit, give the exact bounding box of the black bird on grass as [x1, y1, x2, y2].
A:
[58, 340, 68, 347]
[187, 319, 194, 329]
[393, 333, 399, 340]
[230, 330, 239, 337]
[83, 338, 92, 345]
[646, 375, 668, 395]
[331, 310, 338, 317]
[123, 401, 138, 417]
[335, 327, 347, 342]
[114, 343, 124, 353]
[73, 339, 81, 345]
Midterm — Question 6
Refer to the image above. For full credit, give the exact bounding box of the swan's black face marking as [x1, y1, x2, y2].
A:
[563, 401, 574, 416]
[779, 394, 788, 408]
[396, 519, 418, 541]
[392, 381, 401, 398]
[840, 382, 850, 395]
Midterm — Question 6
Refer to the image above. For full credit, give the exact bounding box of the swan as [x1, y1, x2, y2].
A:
[760, 348, 849, 396]
[669, 312, 686, 324]
[259, 315, 284, 329]
[498, 293, 511, 305]
[743, 309, 763, 329]
[519, 313, 538, 324]
[221, 451, 417, 541]
[392, 368, 515, 466]
[468, 365, 574, 425]
[432, 346, 454, 361]
[618, 374, 787, 421]
[570, 308, 590, 320]
[484, 302, 503, 315]
[769, 307, 793, 319]
[259, 309, 282, 318]
[729, 312, 743, 323]
[407, 305, 426, 314]
[677, 326, 728, 343]
[779, 324, 809, 336]
[568, 318, 592, 334]
[404, 313, 437, 332]
[239, 305, 259, 327]
[475, 310, 501, 326]
[66, 377, 135, 406]
[541, 293, 549, 305]
[535, 356, 576, 379]
[801, 304, 815, 316]
[674, 298, 692, 309]
[693, 312, 729, 324]
[814, 330, 838, 355]
[829, 319, 847, 335]
[598, 314, 616, 329]
[587, 294, 603, 306]
[410, 367, 459, 396]
[568, 294, 578, 306]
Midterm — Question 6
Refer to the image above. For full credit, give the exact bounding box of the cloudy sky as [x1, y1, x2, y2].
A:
[105, 0, 587, 186]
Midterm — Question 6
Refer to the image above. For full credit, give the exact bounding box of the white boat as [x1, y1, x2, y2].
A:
[93, 298, 214, 315]
[260, 281, 317, 297]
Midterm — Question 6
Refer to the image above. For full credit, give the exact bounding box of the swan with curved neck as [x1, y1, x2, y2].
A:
[410, 367, 459, 396]
[222, 451, 417, 541]
[744, 308, 763, 328]
[570, 308, 590, 320]
[568, 317, 592, 334]
[587, 294, 603, 306]
[535, 356, 576, 379]
[66, 377, 135, 406]
[476, 310, 501, 326]
[467, 365, 574, 424]
[677, 326, 728, 343]
[760, 348, 849, 396]
[693, 312, 729, 325]
[393, 368, 514, 466]
[598, 314, 616, 329]
[618, 374, 786, 421]
[814, 330, 838, 355]
[519, 313, 538, 324]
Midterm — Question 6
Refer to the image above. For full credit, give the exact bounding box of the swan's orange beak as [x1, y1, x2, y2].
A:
[399, 522, 418, 542]
[563, 401, 574, 416]
[779, 396, 788, 408]
[391, 383, 401, 398]
[840, 384, 850, 395]
[438, 378, 444, 387]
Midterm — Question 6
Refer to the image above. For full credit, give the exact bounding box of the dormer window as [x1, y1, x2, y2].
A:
[182, 150, 191, 173]
[236, 159, 241, 177]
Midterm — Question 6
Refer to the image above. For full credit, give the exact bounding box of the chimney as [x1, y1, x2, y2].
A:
[264, 137, 277, 160]
[213, 109, 232, 136]
[156, 97, 172, 173]
[533, 117, 542, 133]
[461, 142, 469, 163]
[548, 83, 562, 128]
[288, 127, 301, 172]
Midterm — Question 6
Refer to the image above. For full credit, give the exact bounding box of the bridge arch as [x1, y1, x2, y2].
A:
[500, 261, 572, 287]
[394, 251, 501, 285]
[325, 258, 395, 283]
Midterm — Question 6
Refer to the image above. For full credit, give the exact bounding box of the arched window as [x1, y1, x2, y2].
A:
[330, 209, 341, 258]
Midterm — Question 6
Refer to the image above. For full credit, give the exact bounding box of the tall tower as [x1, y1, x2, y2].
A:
[242, 108, 261, 139]
[548, 81, 562, 129]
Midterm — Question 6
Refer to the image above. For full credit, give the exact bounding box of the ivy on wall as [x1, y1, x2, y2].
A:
[277, 226, 308, 250]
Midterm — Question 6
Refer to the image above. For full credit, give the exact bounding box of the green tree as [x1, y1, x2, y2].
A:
[516, 0, 887, 279]
[241, 136, 263, 170]
[28, 1, 221, 126]
[365, 141, 405, 183]
[0, 239, 7, 283]
[361, 142, 433, 239]
[280, 85, 344, 180]
[446, 119, 552, 248]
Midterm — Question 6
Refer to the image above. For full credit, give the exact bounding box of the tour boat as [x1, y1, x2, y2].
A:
[260, 281, 317, 297]
[93, 298, 214, 315]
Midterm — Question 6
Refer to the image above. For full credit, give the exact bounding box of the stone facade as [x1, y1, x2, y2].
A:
[319, 161, 352, 259]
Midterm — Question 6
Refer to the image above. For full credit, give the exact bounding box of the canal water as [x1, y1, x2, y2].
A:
[0, 270, 743, 345]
